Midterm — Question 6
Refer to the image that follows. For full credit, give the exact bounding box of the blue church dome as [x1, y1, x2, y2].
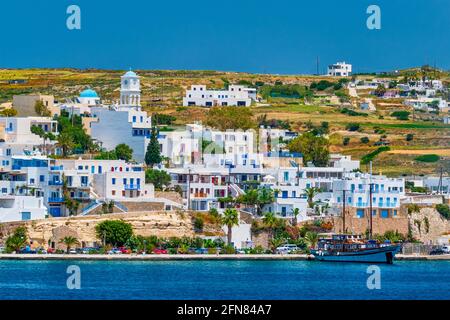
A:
[79, 89, 99, 98]
[124, 70, 137, 77]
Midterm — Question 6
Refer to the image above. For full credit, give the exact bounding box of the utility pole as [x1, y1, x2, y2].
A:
[438, 167, 443, 195]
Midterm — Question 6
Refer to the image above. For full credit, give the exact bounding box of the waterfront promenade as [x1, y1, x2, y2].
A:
[1, 253, 449, 261]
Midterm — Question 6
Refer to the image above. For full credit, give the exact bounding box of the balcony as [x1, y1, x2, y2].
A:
[192, 192, 208, 198]
[11, 165, 22, 171]
[48, 181, 63, 186]
[124, 184, 140, 190]
[50, 165, 64, 171]
[48, 197, 65, 203]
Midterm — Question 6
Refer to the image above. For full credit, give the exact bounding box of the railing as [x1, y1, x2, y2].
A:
[80, 200, 100, 216]
[48, 181, 63, 186]
[48, 197, 65, 203]
[114, 201, 128, 212]
[50, 166, 64, 171]
[124, 184, 140, 190]
[11, 165, 21, 170]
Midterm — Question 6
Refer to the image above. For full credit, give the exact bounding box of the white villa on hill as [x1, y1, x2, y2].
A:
[183, 85, 256, 107]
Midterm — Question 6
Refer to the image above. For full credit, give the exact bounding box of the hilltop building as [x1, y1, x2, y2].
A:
[327, 62, 352, 77]
[182, 85, 256, 107]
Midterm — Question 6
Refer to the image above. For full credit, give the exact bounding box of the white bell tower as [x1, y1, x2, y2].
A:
[120, 70, 141, 108]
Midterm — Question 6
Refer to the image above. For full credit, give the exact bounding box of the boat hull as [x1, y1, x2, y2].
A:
[311, 245, 401, 264]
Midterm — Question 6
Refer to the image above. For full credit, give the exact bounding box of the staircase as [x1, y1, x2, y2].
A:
[229, 183, 246, 197]
[114, 201, 128, 213]
[80, 200, 101, 216]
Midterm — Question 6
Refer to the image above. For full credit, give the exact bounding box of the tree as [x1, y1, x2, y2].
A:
[145, 127, 162, 166]
[288, 132, 330, 167]
[222, 208, 239, 246]
[5, 226, 28, 253]
[59, 236, 80, 253]
[57, 131, 75, 157]
[0, 108, 18, 117]
[115, 144, 133, 162]
[291, 208, 300, 226]
[95, 220, 133, 247]
[257, 188, 275, 214]
[205, 107, 255, 131]
[145, 169, 171, 190]
[31, 125, 56, 155]
[360, 137, 370, 144]
[262, 212, 278, 240]
[34, 100, 51, 117]
[305, 187, 321, 209]
[406, 134, 414, 142]
[374, 84, 386, 97]
[304, 231, 319, 248]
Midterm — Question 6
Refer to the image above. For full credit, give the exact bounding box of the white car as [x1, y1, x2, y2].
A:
[276, 244, 299, 254]
[442, 245, 450, 254]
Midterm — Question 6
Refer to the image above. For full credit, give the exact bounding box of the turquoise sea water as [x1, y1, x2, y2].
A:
[0, 260, 449, 300]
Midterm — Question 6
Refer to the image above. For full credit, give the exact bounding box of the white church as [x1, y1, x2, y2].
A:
[89, 70, 153, 162]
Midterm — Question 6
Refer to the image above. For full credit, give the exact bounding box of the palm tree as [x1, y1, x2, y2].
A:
[221, 208, 239, 246]
[305, 187, 321, 209]
[291, 208, 300, 226]
[256, 188, 275, 215]
[262, 212, 278, 240]
[59, 236, 79, 253]
[57, 131, 75, 157]
[304, 231, 319, 249]
[270, 237, 285, 253]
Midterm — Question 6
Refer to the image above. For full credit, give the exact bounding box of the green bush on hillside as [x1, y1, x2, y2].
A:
[414, 154, 440, 163]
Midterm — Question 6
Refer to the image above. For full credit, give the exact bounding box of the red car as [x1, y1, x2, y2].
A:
[118, 247, 131, 254]
[152, 248, 168, 254]
[47, 248, 55, 254]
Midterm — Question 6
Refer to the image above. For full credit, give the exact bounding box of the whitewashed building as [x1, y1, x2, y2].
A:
[183, 85, 256, 107]
[328, 62, 352, 77]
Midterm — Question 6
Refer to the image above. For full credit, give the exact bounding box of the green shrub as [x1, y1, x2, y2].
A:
[345, 123, 360, 131]
[406, 134, 414, 141]
[360, 137, 370, 144]
[414, 154, 440, 163]
[343, 137, 350, 146]
[194, 216, 204, 232]
[391, 111, 410, 120]
[436, 204, 450, 219]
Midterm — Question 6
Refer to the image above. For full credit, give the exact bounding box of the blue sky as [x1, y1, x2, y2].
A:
[0, 0, 449, 74]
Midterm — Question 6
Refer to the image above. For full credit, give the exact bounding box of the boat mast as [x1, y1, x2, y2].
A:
[342, 189, 346, 234]
[369, 183, 373, 240]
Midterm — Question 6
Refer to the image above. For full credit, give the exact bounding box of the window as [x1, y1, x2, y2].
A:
[393, 210, 397, 216]
[132, 116, 136, 122]
[112, 190, 116, 196]
[21, 212, 31, 221]
[381, 210, 389, 218]
[39, 175, 45, 182]
[356, 209, 365, 218]
[6, 149, 11, 156]
[112, 178, 116, 185]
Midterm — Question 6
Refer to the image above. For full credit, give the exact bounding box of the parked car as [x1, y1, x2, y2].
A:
[46, 248, 56, 254]
[118, 247, 131, 254]
[430, 248, 445, 255]
[0, 246, 6, 253]
[68, 248, 77, 254]
[152, 248, 168, 254]
[276, 244, 299, 254]
[20, 246, 37, 254]
[193, 248, 209, 254]
[442, 245, 450, 254]
[108, 248, 122, 255]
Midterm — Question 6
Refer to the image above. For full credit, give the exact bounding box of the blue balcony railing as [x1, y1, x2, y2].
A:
[48, 181, 63, 186]
[50, 165, 64, 171]
[124, 184, 140, 190]
[48, 197, 65, 203]
[11, 165, 21, 170]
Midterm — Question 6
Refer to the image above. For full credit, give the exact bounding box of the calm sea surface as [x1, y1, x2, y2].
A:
[0, 260, 449, 300]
